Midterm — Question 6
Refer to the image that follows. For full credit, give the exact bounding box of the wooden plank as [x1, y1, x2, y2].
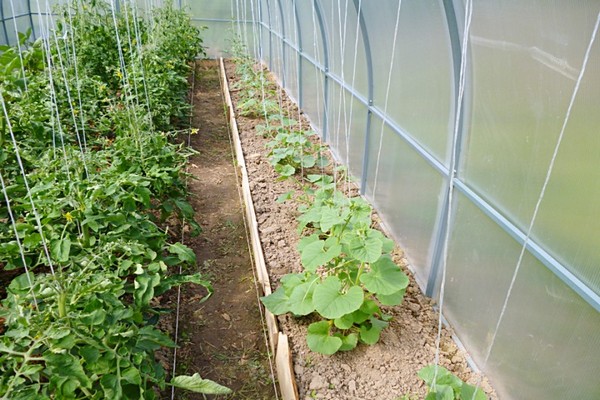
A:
[276, 333, 299, 400]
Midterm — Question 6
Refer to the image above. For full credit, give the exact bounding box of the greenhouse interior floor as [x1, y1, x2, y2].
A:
[157, 60, 276, 399]
[221, 59, 497, 400]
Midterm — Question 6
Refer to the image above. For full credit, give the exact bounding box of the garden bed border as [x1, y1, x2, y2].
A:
[218, 58, 299, 400]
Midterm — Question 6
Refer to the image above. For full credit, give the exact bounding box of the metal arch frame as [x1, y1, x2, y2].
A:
[0, 1, 10, 45]
[26, 0, 36, 39]
[352, 0, 374, 195]
[426, 0, 468, 297]
[254, 0, 600, 314]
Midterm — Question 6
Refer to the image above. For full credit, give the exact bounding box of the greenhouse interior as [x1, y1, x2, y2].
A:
[0, 0, 599, 399]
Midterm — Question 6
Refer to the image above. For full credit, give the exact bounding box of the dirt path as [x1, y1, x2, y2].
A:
[170, 60, 277, 399]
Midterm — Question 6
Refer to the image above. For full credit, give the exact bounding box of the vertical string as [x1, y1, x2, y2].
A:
[0, 172, 38, 308]
[432, 0, 472, 386]
[0, 92, 56, 277]
[371, 0, 402, 198]
[8, 0, 28, 92]
[469, 11, 600, 397]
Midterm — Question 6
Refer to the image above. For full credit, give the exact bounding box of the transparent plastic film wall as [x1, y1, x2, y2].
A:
[1, 1, 599, 399]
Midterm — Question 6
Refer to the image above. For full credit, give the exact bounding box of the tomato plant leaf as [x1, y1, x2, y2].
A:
[171, 373, 232, 394]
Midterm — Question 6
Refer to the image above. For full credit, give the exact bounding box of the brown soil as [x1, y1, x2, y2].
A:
[163, 60, 277, 399]
[223, 59, 498, 400]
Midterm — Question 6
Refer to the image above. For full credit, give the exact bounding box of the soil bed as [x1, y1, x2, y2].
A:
[223, 59, 497, 400]
[161, 60, 277, 399]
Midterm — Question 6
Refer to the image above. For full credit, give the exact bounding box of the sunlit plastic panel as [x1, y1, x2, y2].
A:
[186, 0, 233, 19]
[364, 119, 446, 285]
[299, 59, 325, 136]
[2, 0, 29, 18]
[5, 16, 32, 44]
[316, 0, 351, 81]
[322, 80, 367, 180]
[294, 0, 326, 63]
[443, 192, 600, 399]
[194, 20, 235, 58]
[278, 0, 298, 47]
[460, 3, 599, 235]
[283, 41, 299, 103]
[362, 0, 453, 165]
[527, 34, 600, 295]
[486, 250, 600, 400]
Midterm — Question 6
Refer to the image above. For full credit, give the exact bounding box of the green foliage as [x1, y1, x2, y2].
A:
[0, 0, 229, 398]
[261, 186, 408, 354]
[418, 365, 488, 400]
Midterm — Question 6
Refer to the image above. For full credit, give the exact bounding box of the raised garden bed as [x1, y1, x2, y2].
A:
[220, 57, 497, 400]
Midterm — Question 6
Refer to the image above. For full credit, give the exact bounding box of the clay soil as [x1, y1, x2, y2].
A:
[223, 59, 498, 400]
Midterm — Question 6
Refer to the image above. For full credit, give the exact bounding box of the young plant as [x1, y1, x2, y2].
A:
[261, 187, 409, 354]
[418, 365, 488, 400]
[266, 127, 328, 178]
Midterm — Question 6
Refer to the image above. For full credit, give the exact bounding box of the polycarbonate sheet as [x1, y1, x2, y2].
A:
[186, 0, 232, 19]
[278, 0, 297, 46]
[283, 41, 299, 103]
[4, 16, 31, 44]
[318, 0, 368, 98]
[2, 0, 28, 18]
[364, 119, 445, 284]
[529, 37, 600, 295]
[299, 59, 325, 135]
[324, 81, 367, 181]
[445, 193, 600, 400]
[362, 0, 452, 164]
[295, 0, 325, 64]
[487, 252, 600, 399]
[460, 3, 599, 237]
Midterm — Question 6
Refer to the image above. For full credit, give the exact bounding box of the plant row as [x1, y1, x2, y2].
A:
[0, 1, 230, 398]
[231, 44, 487, 400]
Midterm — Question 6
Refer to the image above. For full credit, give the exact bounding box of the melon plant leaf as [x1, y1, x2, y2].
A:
[300, 240, 341, 272]
[334, 313, 355, 329]
[360, 255, 409, 295]
[171, 373, 232, 394]
[319, 206, 345, 232]
[260, 286, 291, 315]
[345, 229, 383, 263]
[335, 332, 358, 351]
[358, 318, 388, 345]
[461, 383, 488, 400]
[274, 163, 295, 177]
[377, 288, 406, 306]
[313, 276, 363, 319]
[289, 281, 316, 315]
[306, 321, 342, 355]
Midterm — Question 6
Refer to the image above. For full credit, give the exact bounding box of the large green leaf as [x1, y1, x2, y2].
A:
[360, 255, 409, 295]
[168, 243, 196, 264]
[358, 318, 388, 345]
[461, 383, 488, 400]
[306, 321, 342, 355]
[319, 206, 345, 232]
[260, 286, 291, 315]
[134, 273, 161, 307]
[345, 229, 383, 263]
[334, 332, 358, 352]
[377, 288, 406, 306]
[300, 240, 341, 272]
[171, 373, 232, 394]
[313, 276, 363, 319]
[289, 281, 317, 316]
